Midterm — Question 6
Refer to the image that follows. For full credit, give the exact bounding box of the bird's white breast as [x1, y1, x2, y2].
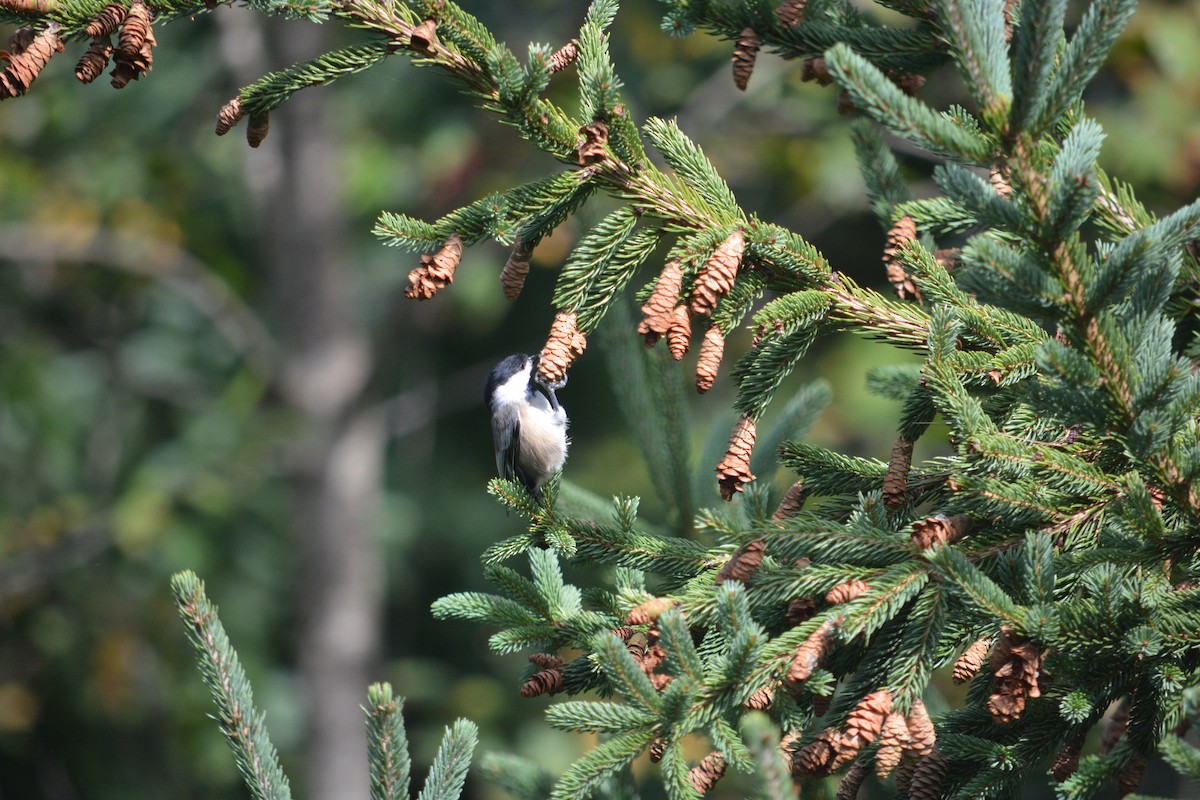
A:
[517, 401, 568, 478]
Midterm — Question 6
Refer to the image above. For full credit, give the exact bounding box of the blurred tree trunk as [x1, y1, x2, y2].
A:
[217, 17, 384, 800]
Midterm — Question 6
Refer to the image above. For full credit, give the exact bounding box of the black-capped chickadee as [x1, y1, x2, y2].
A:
[485, 354, 568, 503]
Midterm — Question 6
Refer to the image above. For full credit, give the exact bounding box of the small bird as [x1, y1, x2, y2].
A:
[485, 354, 569, 502]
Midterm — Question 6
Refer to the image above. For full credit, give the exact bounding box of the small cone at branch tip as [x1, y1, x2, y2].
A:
[773, 480, 808, 519]
[409, 19, 438, 53]
[952, 636, 993, 684]
[404, 234, 464, 301]
[519, 667, 562, 697]
[625, 596, 675, 626]
[665, 305, 690, 360]
[689, 751, 726, 795]
[883, 435, 914, 508]
[905, 700, 936, 757]
[775, 0, 808, 27]
[716, 414, 756, 500]
[835, 761, 868, 800]
[548, 39, 578, 72]
[75, 39, 113, 84]
[215, 97, 245, 136]
[987, 625, 1041, 724]
[246, 113, 270, 147]
[86, 3, 128, 38]
[716, 538, 765, 583]
[576, 120, 608, 165]
[638, 259, 684, 346]
[911, 513, 974, 549]
[883, 215, 920, 301]
[1, 26, 63, 99]
[825, 579, 868, 605]
[527, 652, 563, 670]
[695, 326, 724, 393]
[538, 310, 587, 384]
[787, 619, 832, 684]
[875, 712, 911, 778]
[500, 240, 533, 300]
[691, 229, 744, 316]
[908, 749, 948, 800]
[801, 56, 833, 85]
[732, 26, 759, 91]
[8, 27, 35, 55]
[649, 738, 666, 763]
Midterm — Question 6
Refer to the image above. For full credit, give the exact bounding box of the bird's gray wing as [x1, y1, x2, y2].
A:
[491, 404, 522, 483]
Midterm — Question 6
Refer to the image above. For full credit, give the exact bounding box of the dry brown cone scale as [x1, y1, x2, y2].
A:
[520, 652, 564, 697]
[409, 19, 438, 53]
[86, 2, 128, 37]
[874, 711, 911, 778]
[691, 229, 744, 316]
[987, 625, 1041, 723]
[883, 215, 920, 301]
[689, 751, 727, 794]
[500, 240, 533, 300]
[0, 25, 63, 99]
[75, 39, 113, 84]
[695, 325, 725, 393]
[908, 748, 948, 800]
[731, 26, 759, 91]
[215, 97, 245, 136]
[952, 636, 993, 684]
[716, 538, 765, 584]
[404, 234, 464, 301]
[649, 738, 666, 763]
[775, 0, 808, 27]
[577, 120, 608, 165]
[883, 435, 914, 508]
[538, 310, 587, 385]
[716, 414, 756, 500]
[638, 259, 684, 347]
[665, 304, 691, 360]
[110, 0, 154, 89]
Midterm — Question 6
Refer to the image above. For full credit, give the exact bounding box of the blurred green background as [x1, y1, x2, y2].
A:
[1, 1, 1198, 798]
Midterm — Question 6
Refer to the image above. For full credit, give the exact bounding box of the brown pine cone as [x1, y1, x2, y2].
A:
[500, 239, 533, 300]
[695, 325, 725, 393]
[548, 40, 578, 72]
[691, 229, 744, 316]
[716, 414, 756, 500]
[844, 690, 893, 748]
[649, 737, 666, 763]
[8, 27, 35, 55]
[1101, 699, 1130, 754]
[404, 234, 464, 301]
[625, 597, 676, 626]
[883, 215, 919, 301]
[825, 579, 868, 605]
[883, 435, 914, 508]
[215, 96, 244, 135]
[538, 310, 587, 384]
[689, 751, 726, 794]
[86, 3, 128, 37]
[784, 595, 817, 627]
[745, 682, 775, 710]
[773, 480, 808, 519]
[875, 712, 911, 778]
[791, 728, 841, 777]
[245, 112, 270, 147]
[952, 636, 993, 684]
[801, 56, 833, 85]
[987, 625, 1041, 724]
[520, 667, 563, 697]
[908, 749, 948, 800]
[1051, 732, 1085, 782]
[111, 0, 153, 89]
[905, 700, 936, 757]
[577, 120, 608, 165]
[835, 761, 868, 800]
[409, 19, 438, 53]
[0, 26, 63, 99]
[893, 756, 917, 793]
[732, 26, 759, 91]
[776, 0, 808, 27]
[1117, 753, 1146, 798]
[528, 652, 563, 670]
[665, 304, 691, 360]
[74, 39, 113, 84]
[638, 259, 684, 347]
[990, 164, 1012, 197]
[892, 72, 926, 96]
[717, 538, 765, 584]
[933, 247, 960, 271]
[787, 619, 832, 684]
[911, 514, 974, 549]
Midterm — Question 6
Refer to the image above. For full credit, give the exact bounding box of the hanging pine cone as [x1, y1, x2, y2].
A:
[215, 97, 245, 136]
[74, 39, 113, 84]
[538, 310, 587, 384]
[905, 700, 936, 757]
[1117, 753, 1146, 798]
[791, 728, 842, 777]
[520, 666, 563, 697]
[933, 247, 960, 271]
[892, 72, 926, 96]
[773, 480, 808, 519]
[787, 619, 832, 683]
[746, 682, 775, 710]
[404, 234, 464, 300]
[775, 0, 808, 27]
[691, 229, 744, 316]
[665, 304, 691, 360]
[883, 215, 920, 301]
[801, 56, 833, 85]
[577, 120, 608, 165]
[649, 737, 666, 763]
[528, 652, 563, 670]
[1101, 699, 1130, 754]
[835, 761, 868, 800]
[0, 26, 63, 99]
[246, 112, 270, 147]
[883, 435, 914, 508]
[908, 749, 948, 800]
[500, 239, 533, 300]
[911, 514, 974, 549]
[785, 595, 817, 627]
[716, 414, 756, 500]
[694, 325, 725, 393]
[716, 538, 765, 583]
[731, 26, 759, 91]
[987, 625, 1041, 723]
[409, 19, 438, 53]
[111, 0, 154, 89]
[1051, 732, 1085, 782]
[952, 636, 993, 684]
[874, 712, 911, 778]
[8, 27, 35, 54]
[893, 756, 917, 794]
[990, 164, 1012, 197]
[825, 579, 868, 605]
[625, 597, 676, 626]
[86, 3, 128, 37]
[638, 259, 684, 347]
[844, 690, 893, 749]
[689, 751, 726, 794]
[548, 39, 578, 72]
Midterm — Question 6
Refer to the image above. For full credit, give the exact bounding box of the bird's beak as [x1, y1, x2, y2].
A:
[532, 377, 559, 410]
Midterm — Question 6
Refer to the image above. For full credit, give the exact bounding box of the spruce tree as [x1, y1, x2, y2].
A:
[6, 0, 1200, 797]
